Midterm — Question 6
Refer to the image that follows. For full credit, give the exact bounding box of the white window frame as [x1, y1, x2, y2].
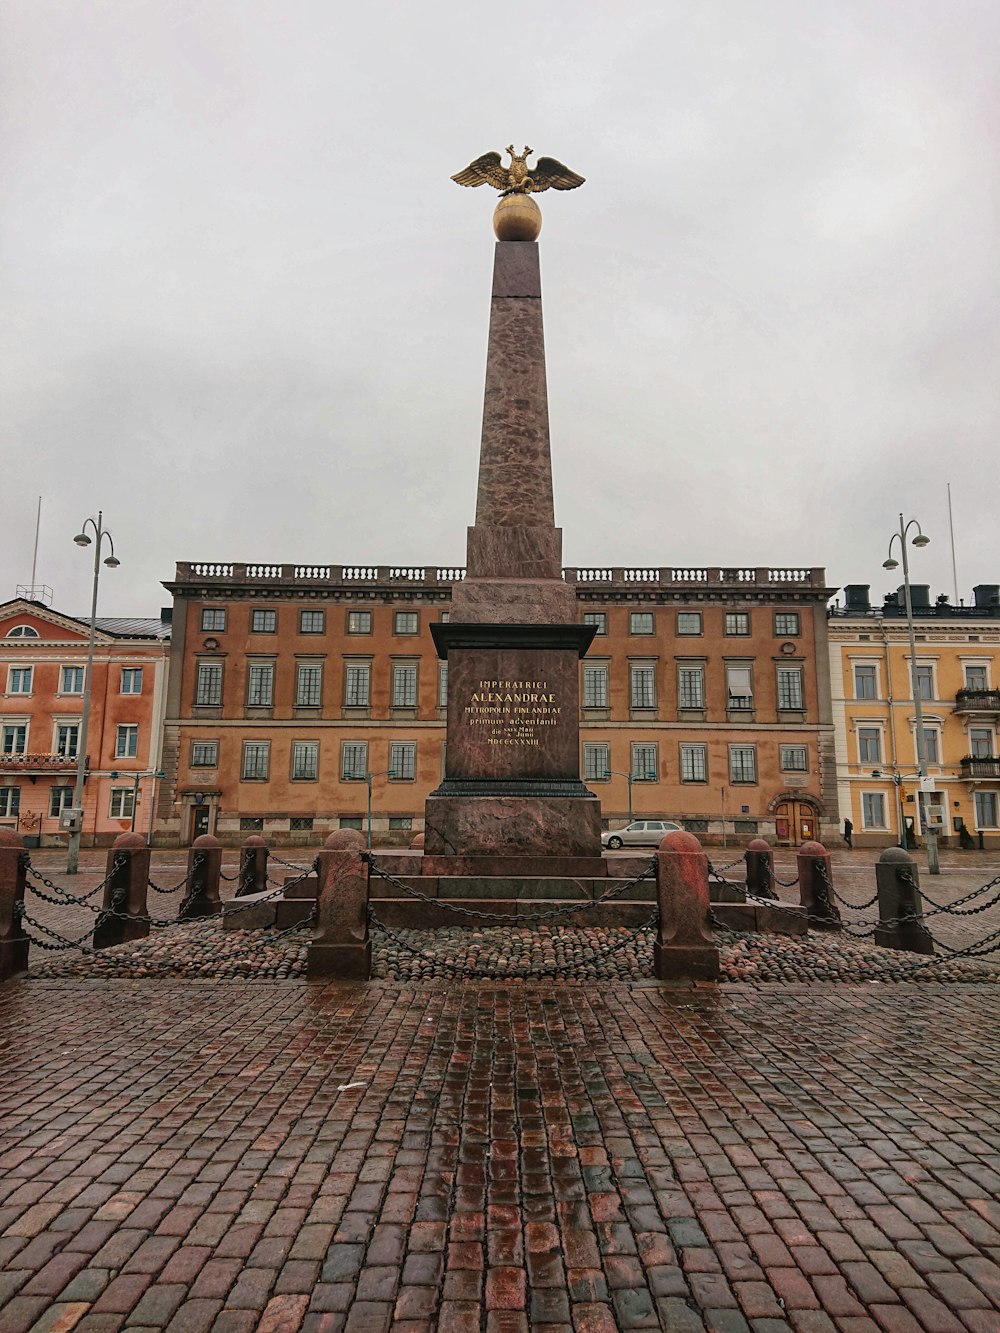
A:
[779, 744, 808, 773]
[190, 741, 219, 768]
[912, 661, 935, 702]
[341, 741, 368, 780]
[201, 608, 226, 632]
[299, 609, 325, 635]
[120, 667, 143, 695]
[853, 663, 879, 701]
[0, 787, 20, 817]
[677, 612, 702, 636]
[963, 662, 990, 691]
[857, 725, 882, 765]
[394, 612, 419, 635]
[724, 612, 750, 636]
[861, 791, 887, 829]
[1, 722, 29, 755]
[345, 664, 371, 708]
[437, 663, 448, 709]
[629, 665, 656, 710]
[347, 611, 372, 635]
[109, 787, 136, 819]
[195, 662, 223, 706]
[583, 664, 608, 709]
[246, 663, 274, 707]
[726, 665, 754, 712]
[115, 724, 139, 759]
[61, 665, 85, 694]
[677, 665, 704, 710]
[974, 790, 999, 830]
[392, 664, 418, 709]
[49, 785, 74, 817]
[776, 667, 804, 711]
[728, 744, 757, 784]
[584, 612, 607, 635]
[54, 722, 80, 759]
[7, 666, 33, 695]
[774, 612, 800, 637]
[969, 727, 995, 759]
[629, 612, 654, 636]
[251, 609, 277, 633]
[295, 663, 323, 707]
[631, 742, 659, 782]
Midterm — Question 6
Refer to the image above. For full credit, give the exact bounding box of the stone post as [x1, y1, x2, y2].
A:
[237, 835, 269, 897]
[744, 838, 777, 900]
[796, 840, 841, 931]
[875, 847, 934, 955]
[0, 830, 29, 981]
[654, 830, 720, 981]
[180, 834, 222, 921]
[307, 830, 371, 979]
[93, 832, 151, 951]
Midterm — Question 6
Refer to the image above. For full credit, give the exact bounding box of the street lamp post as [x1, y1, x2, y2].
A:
[342, 768, 396, 849]
[109, 769, 166, 834]
[66, 512, 119, 874]
[604, 769, 656, 825]
[883, 512, 939, 874]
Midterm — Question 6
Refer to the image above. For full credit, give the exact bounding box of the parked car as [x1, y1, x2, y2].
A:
[601, 819, 683, 850]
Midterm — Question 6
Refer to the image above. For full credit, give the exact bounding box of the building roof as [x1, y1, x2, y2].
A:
[92, 616, 171, 640]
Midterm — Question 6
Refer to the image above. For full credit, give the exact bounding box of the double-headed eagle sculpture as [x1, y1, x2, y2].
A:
[452, 146, 585, 197]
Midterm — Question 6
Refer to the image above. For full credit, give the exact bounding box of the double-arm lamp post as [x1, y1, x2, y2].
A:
[66, 513, 119, 874]
[883, 513, 940, 875]
[604, 769, 656, 825]
[342, 768, 396, 849]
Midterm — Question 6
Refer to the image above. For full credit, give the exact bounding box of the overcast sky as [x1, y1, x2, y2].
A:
[3, 0, 998, 617]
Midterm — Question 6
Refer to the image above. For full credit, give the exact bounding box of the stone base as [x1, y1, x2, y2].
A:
[418, 854, 610, 878]
[306, 940, 372, 980]
[423, 794, 602, 858]
[654, 941, 721, 982]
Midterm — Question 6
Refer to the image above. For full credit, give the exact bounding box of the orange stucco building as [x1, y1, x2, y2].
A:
[0, 598, 171, 847]
[158, 562, 837, 847]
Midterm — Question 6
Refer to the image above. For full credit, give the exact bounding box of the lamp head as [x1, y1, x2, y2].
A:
[871, 769, 881, 778]
[73, 532, 91, 547]
[110, 770, 119, 779]
[912, 533, 930, 548]
[603, 769, 613, 778]
[883, 558, 899, 571]
[103, 555, 120, 569]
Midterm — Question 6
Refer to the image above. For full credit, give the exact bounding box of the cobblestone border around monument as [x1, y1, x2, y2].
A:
[25, 918, 1000, 983]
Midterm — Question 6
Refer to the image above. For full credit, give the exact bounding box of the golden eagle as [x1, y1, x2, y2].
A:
[452, 146, 585, 198]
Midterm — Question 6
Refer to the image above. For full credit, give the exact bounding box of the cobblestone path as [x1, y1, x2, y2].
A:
[1, 980, 998, 1332]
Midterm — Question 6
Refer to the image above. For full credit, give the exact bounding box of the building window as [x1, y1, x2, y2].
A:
[241, 742, 270, 780]
[734, 819, 759, 836]
[115, 725, 139, 759]
[965, 664, 989, 691]
[341, 742, 368, 779]
[394, 612, 418, 635]
[726, 665, 753, 711]
[0, 787, 20, 817]
[630, 612, 654, 635]
[584, 612, 607, 635]
[299, 610, 325, 634]
[246, 664, 274, 707]
[780, 745, 808, 772]
[437, 662, 448, 708]
[389, 742, 416, 780]
[583, 743, 610, 782]
[776, 667, 804, 711]
[392, 665, 418, 708]
[858, 726, 882, 764]
[6, 625, 38, 638]
[677, 666, 705, 710]
[631, 743, 658, 781]
[251, 609, 277, 633]
[61, 666, 85, 694]
[291, 741, 319, 781]
[295, 664, 323, 707]
[680, 744, 707, 783]
[583, 664, 608, 709]
[347, 611, 372, 634]
[630, 665, 655, 709]
[974, 791, 999, 829]
[240, 817, 265, 832]
[7, 667, 32, 695]
[56, 724, 80, 759]
[109, 787, 136, 819]
[725, 613, 750, 636]
[439, 612, 450, 623]
[729, 745, 757, 784]
[49, 785, 73, 817]
[913, 663, 934, 701]
[345, 665, 371, 708]
[340, 816, 363, 831]
[290, 817, 314, 831]
[201, 608, 226, 632]
[970, 728, 994, 759]
[774, 612, 800, 636]
[389, 817, 413, 831]
[1, 724, 28, 755]
[854, 665, 877, 700]
[120, 668, 143, 695]
[922, 729, 940, 764]
[195, 663, 223, 706]
[677, 612, 702, 636]
[190, 741, 219, 767]
[862, 791, 886, 829]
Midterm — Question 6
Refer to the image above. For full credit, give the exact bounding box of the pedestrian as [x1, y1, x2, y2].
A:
[843, 818, 853, 849]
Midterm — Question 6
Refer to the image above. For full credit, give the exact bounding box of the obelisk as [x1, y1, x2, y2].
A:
[423, 151, 602, 860]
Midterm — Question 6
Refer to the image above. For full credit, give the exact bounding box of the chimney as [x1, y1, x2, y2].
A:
[973, 584, 1000, 610]
[900, 584, 930, 609]
[843, 584, 870, 611]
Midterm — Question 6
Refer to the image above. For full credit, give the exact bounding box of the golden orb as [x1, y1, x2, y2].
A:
[493, 193, 542, 241]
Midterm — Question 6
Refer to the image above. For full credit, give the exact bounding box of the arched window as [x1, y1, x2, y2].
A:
[6, 625, 39, 638]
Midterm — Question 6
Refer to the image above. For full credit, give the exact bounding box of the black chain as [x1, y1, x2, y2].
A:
[148, 871, 192, 894]
[828, 882, 880, 911]
[366, 855, 656, 925]
[367, 908, 659, 980]
[772, 872, 799, 887]
[17, 903, 98, 952]
[24, 857, 121, 906]
[900, 870, 1000, 917]
[268, 853, 314, 872]
[713, 856, 745, 874]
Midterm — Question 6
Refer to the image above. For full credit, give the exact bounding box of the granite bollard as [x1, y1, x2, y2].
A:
[0, 830, 28, 981]
[93, 832, 151, 950]
[797, 840, 841, 930]
[180, 834, 222, 920]
[744, 838, 777, 900]
[237, 835, 268, 897]
[654, 829, 720, 981]
[875, 847, 934, 954]
[307, 830, 371, 979]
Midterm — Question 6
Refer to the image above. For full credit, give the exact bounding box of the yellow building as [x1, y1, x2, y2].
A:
[829, 582, 1000, 847]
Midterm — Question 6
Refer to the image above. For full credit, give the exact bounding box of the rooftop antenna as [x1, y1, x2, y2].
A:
[947, 482, 959, 605]
[30, 496, 42, 588]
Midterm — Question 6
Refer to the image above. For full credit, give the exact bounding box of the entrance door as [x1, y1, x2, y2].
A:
[191, 805, 210, 840]
[774, 800, 816, 845]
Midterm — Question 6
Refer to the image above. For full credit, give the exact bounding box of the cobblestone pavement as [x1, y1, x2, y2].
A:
[1, 980, 999, 1332]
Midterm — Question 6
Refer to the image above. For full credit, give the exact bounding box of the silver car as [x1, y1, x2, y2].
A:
[601, 819, 683, 850]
